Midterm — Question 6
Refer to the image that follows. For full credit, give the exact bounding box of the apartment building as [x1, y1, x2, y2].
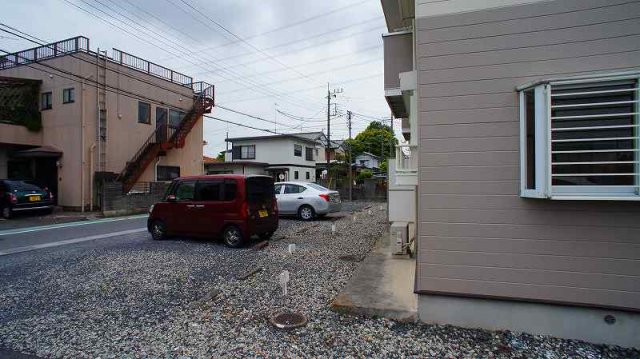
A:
[0, 36, 213, 210]
[383, 0, 640, 347]
[226, 132, 325, 182]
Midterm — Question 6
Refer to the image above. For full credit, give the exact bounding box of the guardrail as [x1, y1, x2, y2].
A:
[112, 48, 193, 87]
[395, 144, 418, 173]
[0, 36, 89, 70]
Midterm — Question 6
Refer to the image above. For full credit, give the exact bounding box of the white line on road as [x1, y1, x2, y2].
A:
[0, 228, 147, 256]
[0, 214, 148, 237]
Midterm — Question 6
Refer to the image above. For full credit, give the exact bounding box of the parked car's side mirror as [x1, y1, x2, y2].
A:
[166, 194, 177, 202]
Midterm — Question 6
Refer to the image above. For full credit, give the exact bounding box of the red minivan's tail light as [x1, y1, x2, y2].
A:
[319, 194, 330, 202]
[9, 193, 17, 204]
[241, 202, 249, 219]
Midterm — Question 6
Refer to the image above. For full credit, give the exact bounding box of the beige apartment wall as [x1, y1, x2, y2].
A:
[416, 0, 640, 311]
[137, 117, 204, 182]
[0, 123, 43, 146]
[0, 52, 203, 207]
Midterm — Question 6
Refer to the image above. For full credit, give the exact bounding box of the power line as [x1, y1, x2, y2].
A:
[191, 22, 383, 76]
[158, 0, 371, 61]
[0, 46, 288, 138]
[183, 18, 382, 73]
[213, 45, 381, 84]
[0, 25, 201, 100]
[204, 115, 281, 135]
[220, 57, 383, 96]
[219, 72, 382, 105]
[1, 25, 335, 138]
[174, 0, 316, 82]
[217, 105, 301, 130]
[60, 0, 320, 111]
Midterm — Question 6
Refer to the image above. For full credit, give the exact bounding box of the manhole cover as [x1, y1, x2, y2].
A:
[269, 311, 307, 329]
[338, 255, 361, 262]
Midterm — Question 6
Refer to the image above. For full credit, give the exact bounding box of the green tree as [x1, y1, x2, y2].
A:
[216, 150, 226, 161]
[346, 121, 397, 161]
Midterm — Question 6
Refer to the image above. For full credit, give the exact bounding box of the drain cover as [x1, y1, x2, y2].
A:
[269, 311, 307, 329]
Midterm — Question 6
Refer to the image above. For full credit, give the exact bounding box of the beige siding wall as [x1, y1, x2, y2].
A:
[0, 52, 202, 207]
[416, 0, 640, 311]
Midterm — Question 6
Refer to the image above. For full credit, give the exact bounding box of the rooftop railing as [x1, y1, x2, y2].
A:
[0, 36, 196, 89]
[112, 48, 193, 87]
[0, 36, 89, 70]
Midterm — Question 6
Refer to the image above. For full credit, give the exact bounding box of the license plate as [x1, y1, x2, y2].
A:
[258, 210, 268, 218]
[29, 196, 41, 202]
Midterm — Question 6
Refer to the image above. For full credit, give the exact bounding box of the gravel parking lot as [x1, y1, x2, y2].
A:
[0, 201, 638, 358]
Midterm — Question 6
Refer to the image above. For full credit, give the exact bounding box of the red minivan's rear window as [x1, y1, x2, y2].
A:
[245, 177, 274, 204]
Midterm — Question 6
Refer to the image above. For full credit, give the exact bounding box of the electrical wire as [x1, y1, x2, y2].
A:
[60, 0, 320, 111]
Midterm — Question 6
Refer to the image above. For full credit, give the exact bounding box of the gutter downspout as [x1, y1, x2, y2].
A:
[154, 157, 161, 181]
[81, 80, 86, 213]
[89, 143, 96, 211]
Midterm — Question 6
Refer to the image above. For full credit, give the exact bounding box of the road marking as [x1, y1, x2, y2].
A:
[0, 228, 147, 256]
[0, 214, 148, 237]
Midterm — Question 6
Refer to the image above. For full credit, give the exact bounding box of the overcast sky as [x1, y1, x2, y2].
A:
[2, 0, 391, 156]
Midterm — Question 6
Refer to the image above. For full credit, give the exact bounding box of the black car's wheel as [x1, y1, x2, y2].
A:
[223, 225, 245, 248]
[298, 205, 315, 221]
[259, 231, 274, 240]
[1, 205, 12, 219]
[150, 220, 167, 240]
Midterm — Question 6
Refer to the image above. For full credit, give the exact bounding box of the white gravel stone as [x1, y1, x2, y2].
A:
[0, 201, 638, 358]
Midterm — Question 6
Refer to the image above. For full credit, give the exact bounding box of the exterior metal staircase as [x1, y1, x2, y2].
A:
[117, 82, 214, 193]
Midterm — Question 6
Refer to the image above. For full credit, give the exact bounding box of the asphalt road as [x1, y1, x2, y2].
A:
[0, 215, 150, 255]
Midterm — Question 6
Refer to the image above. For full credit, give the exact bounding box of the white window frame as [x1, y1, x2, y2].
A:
[518, 72, 640, 201]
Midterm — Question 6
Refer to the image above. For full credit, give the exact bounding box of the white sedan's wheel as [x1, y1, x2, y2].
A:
[298, 205, 314, 221]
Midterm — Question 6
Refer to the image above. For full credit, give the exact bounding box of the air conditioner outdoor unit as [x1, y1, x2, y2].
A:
[390, 221, 409, 255]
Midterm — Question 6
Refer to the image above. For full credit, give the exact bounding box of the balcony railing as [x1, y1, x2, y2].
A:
[395, 144, 418, 173]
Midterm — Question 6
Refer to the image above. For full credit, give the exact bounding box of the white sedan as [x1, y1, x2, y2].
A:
[274, 182, 342, 220]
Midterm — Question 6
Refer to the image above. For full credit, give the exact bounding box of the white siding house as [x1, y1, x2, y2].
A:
[355, 152, 381, 169]
[226, 133, 319, 182]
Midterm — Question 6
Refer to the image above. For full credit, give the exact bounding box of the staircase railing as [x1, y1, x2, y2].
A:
[118, 124, 176, 180]
[117, 83, 214, 191]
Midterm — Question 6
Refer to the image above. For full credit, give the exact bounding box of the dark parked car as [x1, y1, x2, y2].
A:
[147, 175, 278, 248]
[0, 179, 55, 219]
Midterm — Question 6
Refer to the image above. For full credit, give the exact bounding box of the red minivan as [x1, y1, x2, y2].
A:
[147, 175, 278, 247]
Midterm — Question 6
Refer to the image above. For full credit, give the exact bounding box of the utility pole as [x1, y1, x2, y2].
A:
[274, 103, 278, 132]
[325, 83, 342, 187]
[347, 110, 353, 202]
[326, 83, 330, 181]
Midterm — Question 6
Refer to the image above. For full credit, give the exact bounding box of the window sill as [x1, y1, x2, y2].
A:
[63, 101, 75, 104]
[522, 194, 640, 201]
[550, 195, 640, 201]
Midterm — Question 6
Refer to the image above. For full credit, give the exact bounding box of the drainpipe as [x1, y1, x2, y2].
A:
[79, 74, 95, 213]
[81, 80, 86, 213]
[89, 143, 96, 211]
[154, 157, 161, 181]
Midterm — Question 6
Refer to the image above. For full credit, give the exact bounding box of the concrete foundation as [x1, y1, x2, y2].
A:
[331, 231, 417, 322]
[418, 294, 640, 349]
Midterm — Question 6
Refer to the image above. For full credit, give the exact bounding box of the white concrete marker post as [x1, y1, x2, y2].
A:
[279, 270, 290, 296]
[288, 243, 296, 254]
[331, 223, 336, 234]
